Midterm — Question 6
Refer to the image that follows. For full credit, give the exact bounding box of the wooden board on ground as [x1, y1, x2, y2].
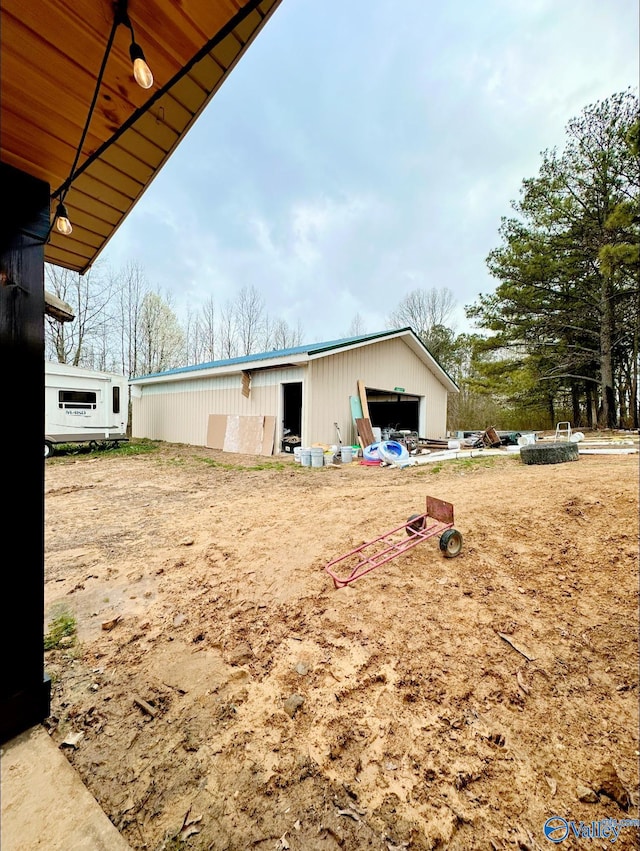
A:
[239, 416, 265, 454]
[206, 415, 227, 450]
[207, 414, 275, 456]
[355, 417, 375, 448]
[357, 380, 370, 421]
[261, 416, 276, 456]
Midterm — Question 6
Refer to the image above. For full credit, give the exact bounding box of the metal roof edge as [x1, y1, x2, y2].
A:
[129, 330, 395, 383]
[128, 327, 459, 393]
[305, 328, 409, 356]
[129, 353, 309, 384]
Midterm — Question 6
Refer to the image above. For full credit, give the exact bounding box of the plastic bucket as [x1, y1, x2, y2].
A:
[300, 449, 312, 467]
[372, 427, 382, 443]
[340, 446, 353, 464]
[447, 439, 461, 450]
[517, 433, 535, 446]
[569, 431, 585, 443]
[293, 446, 302, 463]
[310, 447, 324, 468]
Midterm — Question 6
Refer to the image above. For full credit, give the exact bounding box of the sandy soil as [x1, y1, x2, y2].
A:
[43, 436, 640, 850]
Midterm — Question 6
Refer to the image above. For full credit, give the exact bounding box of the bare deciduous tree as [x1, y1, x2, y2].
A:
[388, 287, 456, 337]
[344, 313, 366, 337]
[114, 261, 148, 378]
[139, 291, 185, 374]
[218, 298, 238, 359]
[234, 285, 265, 356]
[45, 262, 115, 367]
[269, 317, 304, 350]
[197, 296, 217, 362]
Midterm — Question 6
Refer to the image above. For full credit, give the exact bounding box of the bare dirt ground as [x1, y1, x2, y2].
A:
[44, 435, 640, 850]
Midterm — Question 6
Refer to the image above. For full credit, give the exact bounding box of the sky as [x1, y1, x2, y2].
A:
[102, 0, 639, 344]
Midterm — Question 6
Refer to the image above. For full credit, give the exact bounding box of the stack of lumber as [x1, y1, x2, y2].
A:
[354, 380, 375, 448]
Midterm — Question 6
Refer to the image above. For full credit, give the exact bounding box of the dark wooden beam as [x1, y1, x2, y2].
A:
[0, 163, 52, 743]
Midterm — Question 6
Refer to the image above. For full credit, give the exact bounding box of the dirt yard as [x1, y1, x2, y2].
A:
[43, 437, 639, 850]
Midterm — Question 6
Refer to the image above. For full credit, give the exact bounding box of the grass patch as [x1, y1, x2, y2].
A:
[44, 612, 77, 650]
[452, 456, 498, 472]
[198, 457, 291, 472]
[48, 438, 160, 459]
[416, 455, 504, 476]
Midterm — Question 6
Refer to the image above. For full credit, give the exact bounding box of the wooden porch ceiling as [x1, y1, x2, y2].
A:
[1, 0, 282, 274]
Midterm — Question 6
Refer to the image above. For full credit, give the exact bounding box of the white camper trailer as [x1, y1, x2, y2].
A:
[45, 362, 129, 457]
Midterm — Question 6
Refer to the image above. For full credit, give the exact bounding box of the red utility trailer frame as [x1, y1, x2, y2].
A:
[325, 496, 462, 589]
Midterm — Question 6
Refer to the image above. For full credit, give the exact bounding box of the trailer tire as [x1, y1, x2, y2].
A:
[439, 529, 463, 557]
[519, 441, 579, 465]
[406, 514, 425, 535]
[44, 441, 54, 458]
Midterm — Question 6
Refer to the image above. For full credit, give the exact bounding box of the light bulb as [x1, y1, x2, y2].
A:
[130, 42, 153, 89]
[54, 203, 73, 235]
[133, 57, 153, 89]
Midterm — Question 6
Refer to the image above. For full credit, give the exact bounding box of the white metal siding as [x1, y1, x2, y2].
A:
[131, 337, 452, 451]
[307, 338, 448, 445]
[132, 368, 306, 446]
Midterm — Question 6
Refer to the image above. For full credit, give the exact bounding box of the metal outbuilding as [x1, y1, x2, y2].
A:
[130, 327, 459, 452]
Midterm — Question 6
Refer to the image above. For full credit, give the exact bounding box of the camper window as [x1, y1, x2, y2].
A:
[113, 386, 120, 414]
[58, 390, 97, 410]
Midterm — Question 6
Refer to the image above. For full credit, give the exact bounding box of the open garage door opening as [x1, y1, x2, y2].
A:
[282, 381, 303, 442]
[366, 388, 421, 436]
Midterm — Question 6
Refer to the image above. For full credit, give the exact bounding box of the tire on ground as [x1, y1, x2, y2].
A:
[519, 441, 579, 465]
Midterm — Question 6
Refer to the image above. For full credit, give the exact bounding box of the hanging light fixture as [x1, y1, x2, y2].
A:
[49, 0, 154, 240]
[117, 0, 154, 90]
[54, 202, 73, 235]
[129, 40, 153, 89]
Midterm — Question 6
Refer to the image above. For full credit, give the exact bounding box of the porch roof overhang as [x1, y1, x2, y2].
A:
[1, 0, 282, 274]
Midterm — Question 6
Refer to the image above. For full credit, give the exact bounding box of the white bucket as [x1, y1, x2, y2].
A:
[293, 446, 302, 463]
[569, 431, 585, 443]
[340, 446, 353, 464]
[372, 427, 382, 443]
[447, 439, 461, 450]
[310, 447, 324, 468]
[517, 433, 535, 446]
[300, 448, 312, 467]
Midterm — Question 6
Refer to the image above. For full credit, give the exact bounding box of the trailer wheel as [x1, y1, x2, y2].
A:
[439, 529, 463, 557]
[44, 441, 54, 458]
[406, 514, 425, 535]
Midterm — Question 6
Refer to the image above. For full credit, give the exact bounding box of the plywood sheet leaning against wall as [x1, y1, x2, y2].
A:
[206, 415, 276, 456]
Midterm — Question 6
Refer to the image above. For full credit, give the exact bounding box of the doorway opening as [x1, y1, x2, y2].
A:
[282, 382, 302, 445]
[366, 389, 421, 434]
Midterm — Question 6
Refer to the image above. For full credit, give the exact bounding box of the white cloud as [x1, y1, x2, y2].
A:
[101, 0, 639, 344]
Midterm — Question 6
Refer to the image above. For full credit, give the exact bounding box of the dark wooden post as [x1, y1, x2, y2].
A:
[0, 163, 51, 742]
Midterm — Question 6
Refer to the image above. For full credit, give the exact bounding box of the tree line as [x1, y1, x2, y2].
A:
[46, 89, 639, 431]
[45, 266, 304, 379]
[386, 89, 639, 431]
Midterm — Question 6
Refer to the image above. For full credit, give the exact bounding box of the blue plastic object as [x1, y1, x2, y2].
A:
[363, 442, 381, 461]
[378, 440, 410, 463]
